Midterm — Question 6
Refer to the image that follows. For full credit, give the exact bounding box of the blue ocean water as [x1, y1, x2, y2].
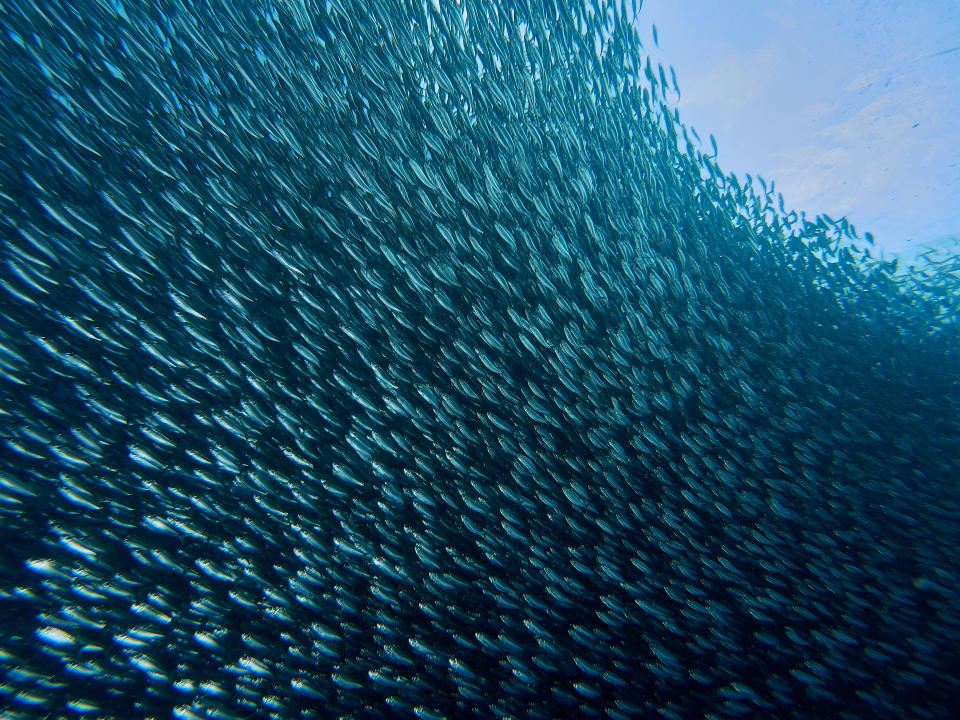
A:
[641, 0, 960, 260]
[0, 1, 957, 718]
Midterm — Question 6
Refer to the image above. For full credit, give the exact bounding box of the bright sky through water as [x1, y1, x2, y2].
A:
[639, 0, 960, 258]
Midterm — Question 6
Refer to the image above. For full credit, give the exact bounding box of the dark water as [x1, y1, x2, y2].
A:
[1, 0, 958, 718]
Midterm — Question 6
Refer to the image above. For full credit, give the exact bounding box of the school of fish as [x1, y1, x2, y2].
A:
[1, 0, 959, 717]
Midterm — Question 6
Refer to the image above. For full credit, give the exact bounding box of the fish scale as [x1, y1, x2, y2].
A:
[0, 0, 959, 719]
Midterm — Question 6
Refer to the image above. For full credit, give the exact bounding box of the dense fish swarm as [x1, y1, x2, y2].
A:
[1, 0, 959, 717]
